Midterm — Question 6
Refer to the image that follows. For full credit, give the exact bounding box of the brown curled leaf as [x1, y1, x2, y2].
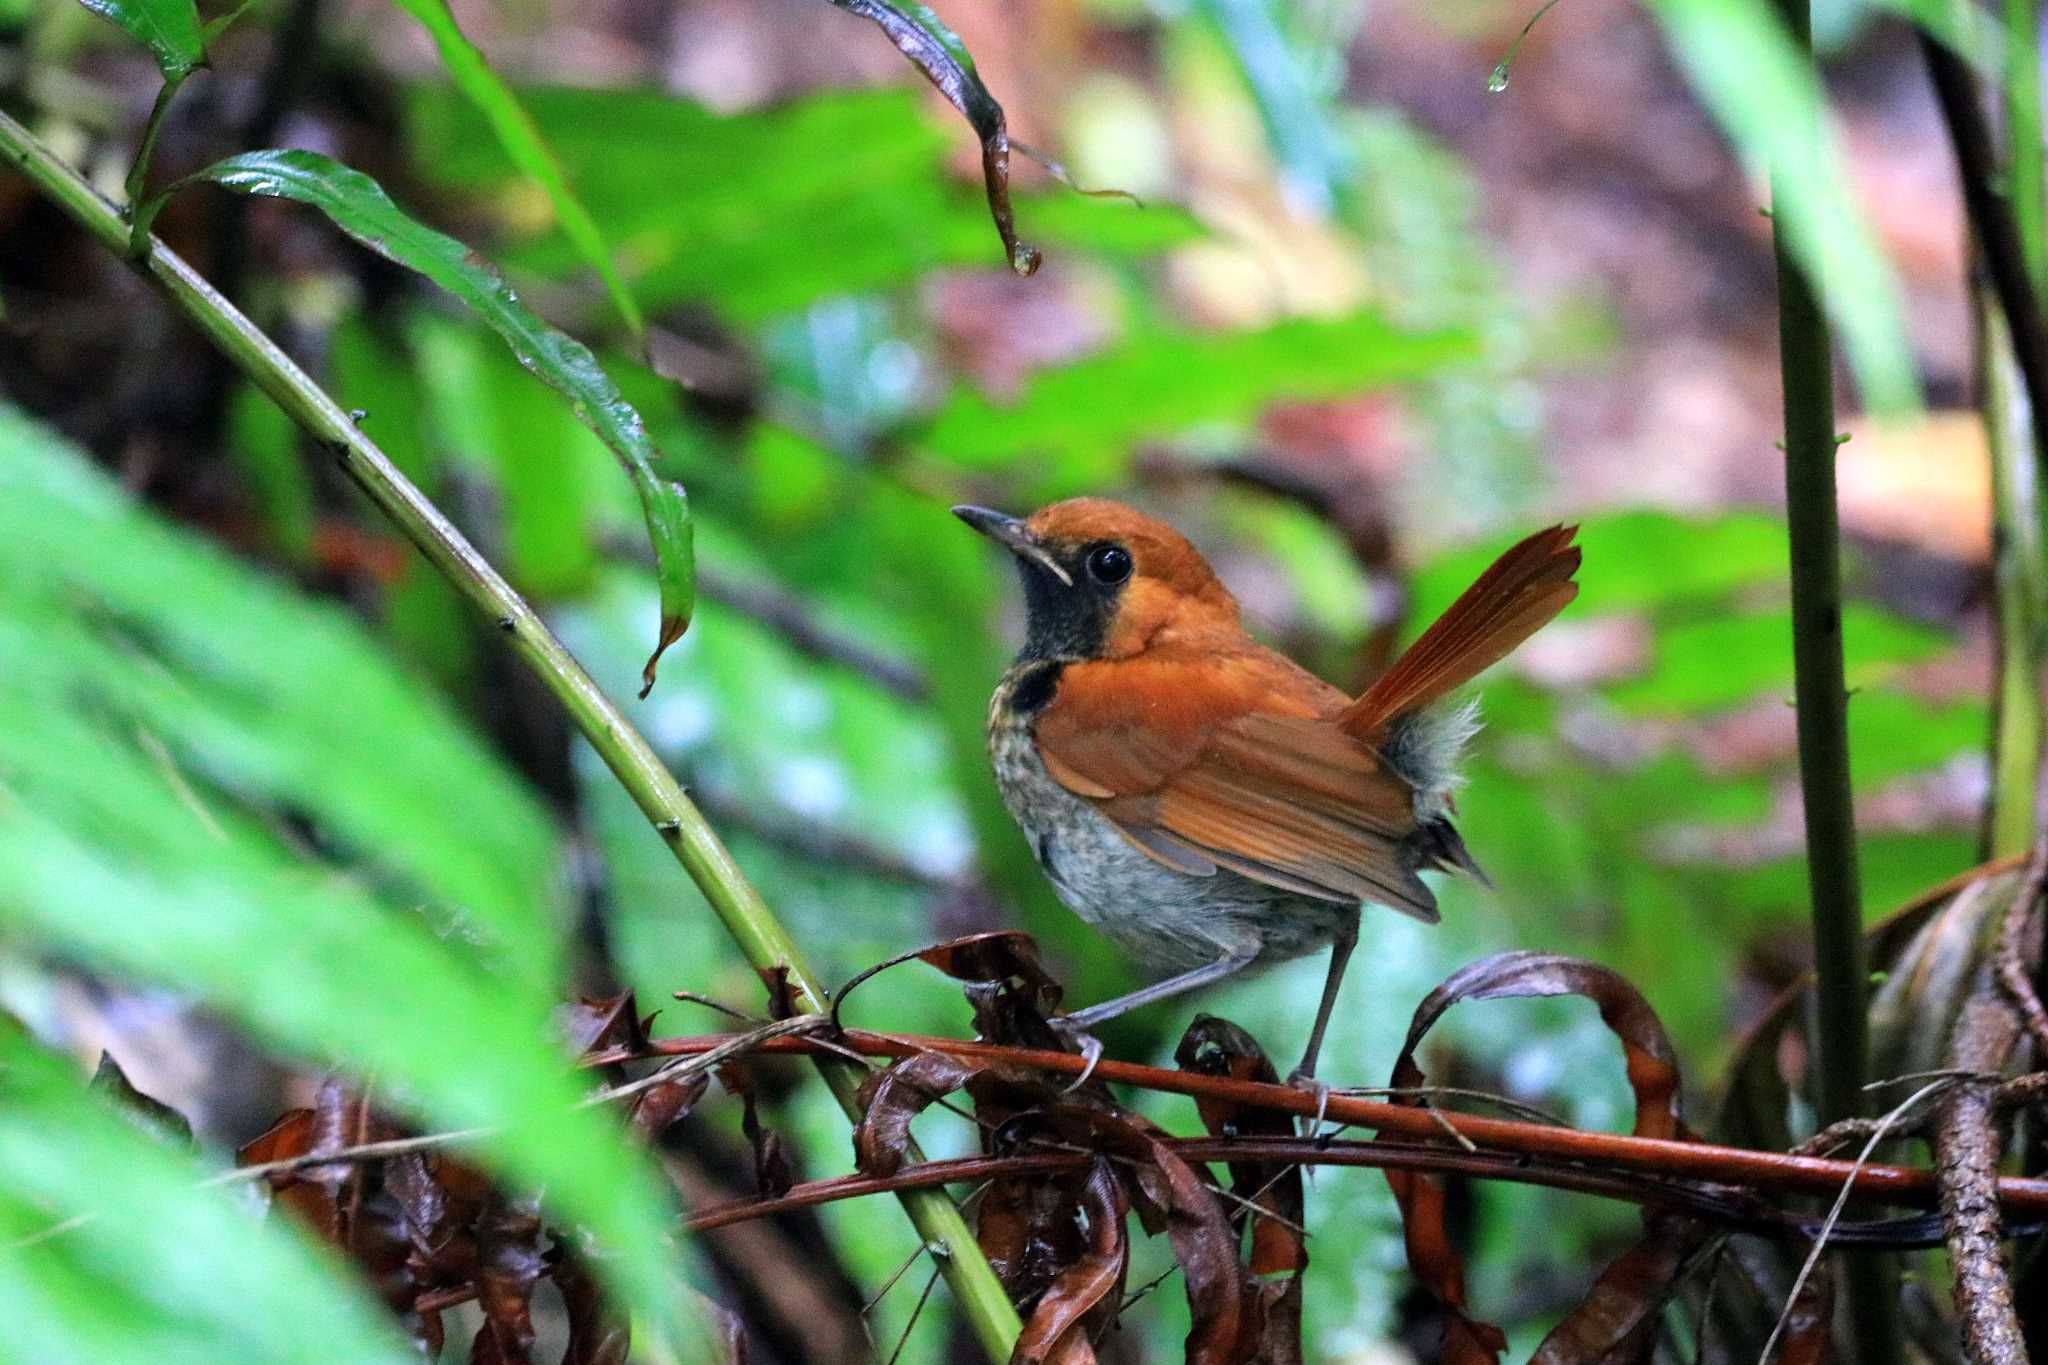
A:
[1014, 1156, 1127, 1365]
[1529, 1212, 1713, 1363]
[558, 992, 653, 1060]
[471, 1193, 545, 1365]
[1383, 1161, 1506, 1365]
[976, 1167, 1091, 1312]
[825, 0, 1041, 275]
[1384, 953, 1689, 1365]
[717, 1063, 796, 1198]
[238, 1106, 314, 1166]
[1080, 1109, 1257, 1365]
[853, 1050, 984, 1176]
[244, 1080, 370, 1244]
[1772, 1266, 1834, 1365]
[555, 1238, 632, 1365]
[629, 1072, 709, 1143]
[1392, 951, 1686, 1141]
[915, 931, 1062, 1008]
[1173, 1015, 1306, 1278]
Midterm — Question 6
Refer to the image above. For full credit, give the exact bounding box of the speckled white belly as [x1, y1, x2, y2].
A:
[988, 709, 1352, 977]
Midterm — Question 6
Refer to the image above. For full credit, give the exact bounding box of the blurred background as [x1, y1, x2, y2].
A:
[0, 0, 2014, 1358]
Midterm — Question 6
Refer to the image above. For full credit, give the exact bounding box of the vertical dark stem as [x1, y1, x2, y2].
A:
[1923, 31, 2048, 461]
[1770, 0, 1869, 1140]
[1767, 2, 1896, 1358]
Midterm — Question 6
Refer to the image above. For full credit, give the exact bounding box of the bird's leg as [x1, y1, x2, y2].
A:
[1291, 907, 1360, 1086]
[1288, 910, 1359, 1144]
[1049, 940, 1261, 1078]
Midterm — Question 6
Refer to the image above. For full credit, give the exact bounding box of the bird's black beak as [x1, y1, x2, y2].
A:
[951, 505, 1073, 586]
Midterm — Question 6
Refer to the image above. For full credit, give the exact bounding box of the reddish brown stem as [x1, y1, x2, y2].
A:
[592, 1030, 2048, 1217]
[680, 1138, 2006, 1246]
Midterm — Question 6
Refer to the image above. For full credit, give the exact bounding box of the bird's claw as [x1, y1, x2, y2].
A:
[1049, 1018, 1105, 1093]
[1287, 1069, 1335, 1147]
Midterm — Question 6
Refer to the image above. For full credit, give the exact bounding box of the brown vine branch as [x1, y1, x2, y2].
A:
[678, 1137, 2021, 1249]
[1935, 988, 2029, 1363]
[587, 1029, 2048, 1218]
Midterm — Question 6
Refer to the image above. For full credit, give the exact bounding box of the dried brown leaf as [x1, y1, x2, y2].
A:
[756, 966, 801, 1022]
[559, 993, 653, 1059]
[1529, 1213, 1711, 1364]
[471, 1193, 546, 1365]
[1014, 1156, 1128, 1365]
[1173, 1016, 1306, 1277]
[853, 1051, 984, 1177]
[1394, 952, 1685, 1141]
[555, 1238, 632, 1365]
[719, 1063, 795, 1197]
[1081, 1110, 1257, 1365]
[629, 1073, 709, 1143]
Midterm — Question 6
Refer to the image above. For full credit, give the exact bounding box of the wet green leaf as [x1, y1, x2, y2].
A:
[407, 85, 1200, 321]
[826, 0, 1039, 274]
[140, 149, 695, 689]
[383, 0, 644, 338]
[1604, 603, 1944, 714]
[1647, 0, 1919, 413]
[0, 1029, 414, 1364]
[0, 407, 686, 1342]
[922, 312, 1475, 489]
[76, 0, 201, 80]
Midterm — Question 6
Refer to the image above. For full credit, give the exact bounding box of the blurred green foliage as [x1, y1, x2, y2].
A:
[0, 0, 2007, 1358]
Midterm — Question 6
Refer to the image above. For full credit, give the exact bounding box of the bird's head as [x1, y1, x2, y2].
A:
[953, 497, 1240, 661]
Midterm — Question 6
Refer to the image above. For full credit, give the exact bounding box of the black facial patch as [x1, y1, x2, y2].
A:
[1006, 659, 1065, 714]
[1014, 543, 1128, 662]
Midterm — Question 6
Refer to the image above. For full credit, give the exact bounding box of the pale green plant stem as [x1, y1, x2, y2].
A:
[1986, 0, 2047, 857]
[0, 107, 1021, 1361]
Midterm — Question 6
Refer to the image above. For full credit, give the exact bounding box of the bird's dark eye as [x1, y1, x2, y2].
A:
[1086, 544, 1133, 585]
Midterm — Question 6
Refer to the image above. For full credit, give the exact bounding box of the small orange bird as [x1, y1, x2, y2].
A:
[956, 498, 1580, 1083]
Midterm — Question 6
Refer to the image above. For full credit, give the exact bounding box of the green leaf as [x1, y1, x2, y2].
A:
[1409, 511, 1792, 624]
[1604, 602, 1945, 714]
[920, 312, 1476, 489]
[0, 1029, 415, 1364]
[0, 404, 559, 988]
[826, 0, 1040, 274]
[76, 0, 201, 80]
[405, 85, 1200, 322]
[382, 0, 644, 339]
[142, 149, 695, 689]
[0, 406, 686, 1342]
[1646, 0, 1919, 414]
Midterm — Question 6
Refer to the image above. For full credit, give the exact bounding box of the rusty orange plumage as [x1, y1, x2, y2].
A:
[957, 497, 1580, 1081]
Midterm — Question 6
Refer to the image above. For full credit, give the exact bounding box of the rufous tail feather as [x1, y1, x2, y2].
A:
[1339, 524, 1581, 737]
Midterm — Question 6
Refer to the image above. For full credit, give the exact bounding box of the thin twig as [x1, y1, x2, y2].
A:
[597, 1016, 831, 1106]
[1757, 1075, 1957, 1363]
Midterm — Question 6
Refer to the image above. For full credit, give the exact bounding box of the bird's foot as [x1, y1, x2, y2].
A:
[1048, 1018, 1105, 1093]
[1287, 1068, 1337, 1147]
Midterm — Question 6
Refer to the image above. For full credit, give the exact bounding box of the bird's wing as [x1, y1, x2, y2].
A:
[1033, 651, 1439, 920]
